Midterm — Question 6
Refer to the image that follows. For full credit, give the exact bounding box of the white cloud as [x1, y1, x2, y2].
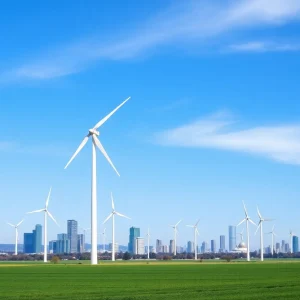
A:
[155, 112, 300, 165]
[229, 41, 300, 52]
[2, 0, 300, 81]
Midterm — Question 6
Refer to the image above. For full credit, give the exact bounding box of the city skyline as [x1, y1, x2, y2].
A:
[1, 0, 300, 249]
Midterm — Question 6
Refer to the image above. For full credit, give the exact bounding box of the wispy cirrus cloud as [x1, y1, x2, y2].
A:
[2, 0, 300, 81]
[228, 41, 300, 52]
[154, 111, 300, 165]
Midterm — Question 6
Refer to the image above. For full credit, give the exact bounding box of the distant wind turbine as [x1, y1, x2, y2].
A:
[27, 187, 59, 263]
[146, 227, 150, 260]
[267, 225, 278, 255]
[255, 207, 273, 261]
[7, 219, 24, 255]
[102, 228, 106, 252]
[237, 201, 256, 262]
[169, 220, 182, 256]
[186, 219, 200, 260]
[103, 193, 131, 261]
[80, 227, 90, 252]
[290, 230, 294, 254]
[64, 97, 130, 265]
[238, 228, 244, 243]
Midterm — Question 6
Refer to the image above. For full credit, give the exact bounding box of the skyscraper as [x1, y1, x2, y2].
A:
[293, 236, 299, 253]
[134, 238, 145, 255]
[229, 226, 236, 251]
[33, 224, 42, 253]
[24, 233, 34, 253]
[187, 241, 194, 253]
[156, 239, 162, 253]
[281, 240, 286, 253]
[169, 240, 175, 254]
[211, 240, 216, 253]
[57, 233, 70, 253]
[77, 234, 84, 253]
[220, 235, 225, 252]
[67, 220, 78, 253]
[128, 227, 140, 254]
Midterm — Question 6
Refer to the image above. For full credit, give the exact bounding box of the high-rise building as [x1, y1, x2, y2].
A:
[281, 240, 286, 253]
[169, 240, 175, 254]
[293, 236, 299, 253]
[67, 220, 78, 253]
[162, 245, 168, 253]
[220, 235, 226, 252]
[201, 241, 208, 253]
[134, 238, 145, 255]
[187, 241, 194, 253]
[23, 224, 43, 254]
[128, 227, 140, 254]
[49, 240, 57, 254]
[211, 240, 216, 253]
[285, 243, 290, 253]
[77, 234, 84, 253]
[276, 243, 281, 254]
[156, 239, 162, 253]
[57, 234, 70, 254]
[229, 226, 236, 251]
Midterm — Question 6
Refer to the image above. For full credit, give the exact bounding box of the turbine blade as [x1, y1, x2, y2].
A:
[103, 213, 113, 224]
[92, 136, 120, 176]
[255, 223, 261, 235]
[195, 219, 200, 227]
[196, 228, 200, 236]
[186, 225, 194, 228]
[257, 206, 262, 219]
[16, 219, 24, 227]
[93, 97, 131, 129]
[115, 212, 131, 220]
[7, 223, 15, 227]
[237, 219, 246, 227]
[111, 192, 115, 210]
[27, 209, 44, 214]
[64, 135, 89, 169]
[264, 218, 274, 222]
[175, 219, 182, 227]
[47, 211, 59, 227]
[243, 201, 248, 217]
[249, 219, 256, 226]
[45, 187, 52, 208]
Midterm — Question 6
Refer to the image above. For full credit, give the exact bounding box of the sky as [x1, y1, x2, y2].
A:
[1, 0, 300, 251]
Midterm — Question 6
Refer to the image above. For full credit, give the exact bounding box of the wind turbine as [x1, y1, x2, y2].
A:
[7, 219, 24, 255]
[186, 219, 200, 260]
[169, 220, 182, 256]
[290, 230, 294, 254]
[146, 227, 150, 260]
[255, 207, 273, 261]
[267, 225, 278, 255]
[102, 228, 106, 252]
[103, 192, 131, 261]
[237, 202, 256, 261]
[27, 187, 59, 263]
[64, 97, 130, 265]
[80, 227, 90, 252]
[238, 228, 244, 243]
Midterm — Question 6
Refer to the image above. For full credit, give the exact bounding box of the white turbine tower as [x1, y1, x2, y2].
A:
[290, 230, 294, 254]
[7, 219, 24, 255]
[186, 219, 200, 260]
[27, 187, 59, 263]
[267, 225, 278, 255]
[237, 202, 256, 262]
[103, 192, 131, 261]
[64, 97, 130, 265]
[170, 220, 182, 256]
[146, 227, 150, 260]
[255, 207, 273, 261]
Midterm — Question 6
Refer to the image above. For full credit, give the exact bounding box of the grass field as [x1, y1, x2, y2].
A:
[0, 261, 300, 299]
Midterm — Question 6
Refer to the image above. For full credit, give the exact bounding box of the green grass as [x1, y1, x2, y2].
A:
[0, 261, 300, 299]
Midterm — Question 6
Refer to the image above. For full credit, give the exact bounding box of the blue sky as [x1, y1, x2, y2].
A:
[1, 0, 300, 251]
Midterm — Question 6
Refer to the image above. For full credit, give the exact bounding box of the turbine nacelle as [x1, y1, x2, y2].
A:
[89, 129, 100, 136]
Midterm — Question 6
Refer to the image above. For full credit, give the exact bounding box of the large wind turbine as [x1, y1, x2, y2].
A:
[103, 193, 131, 261]
[255, 207, 273, 261]
[170, 220, 182, 256]
[27, 187, 59, 263]
[186, 219, 200, 260]
[237, 202, 256, 261]
[267, 225, 278, 255]
[290, 230, 294, 254]
[146, 227, 150, 260]
[64, 97, 130, 265]
[7, 219, 24, 255]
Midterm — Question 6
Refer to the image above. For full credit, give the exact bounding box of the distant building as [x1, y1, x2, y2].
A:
[134, 238, 145, 255]
[177, 246, 184, 254]
[128, 227, 140, 254]
[156, 239, 162, 253]
[77, 234, 84, 253]
[57, 234, 70, 254]
[281, 240, 286, 253]
[229, 226, 236, 251]
[219, 235, 226, 252]
[201, 241, 207, 253]
[169, 240, 175, 254]
[211, 240, 216, 253]
[293, 236, 299, 253]
[276, 243, 281, 254]
[187, 241, 194, 253]
[109, 243, 119, 253]
[23, 224, 42, 254]
[285, 243, 290, 253]
[67, 220, 78, 253]
[49, 240, 57, 254]
[162, 245, 168, 253]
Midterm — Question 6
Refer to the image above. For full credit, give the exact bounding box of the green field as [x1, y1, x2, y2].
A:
[0, 261, 299, 299]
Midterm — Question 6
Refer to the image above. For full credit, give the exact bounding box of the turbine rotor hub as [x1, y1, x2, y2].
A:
[89, 129, 100, 136]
